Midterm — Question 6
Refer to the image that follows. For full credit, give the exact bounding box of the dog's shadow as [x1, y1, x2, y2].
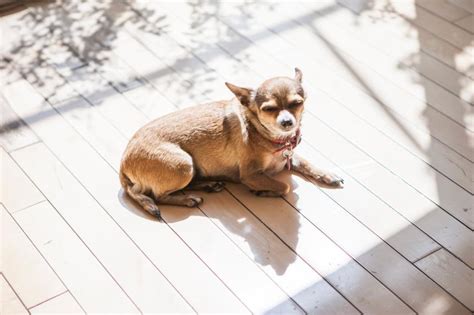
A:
[118, 172, 323, 276]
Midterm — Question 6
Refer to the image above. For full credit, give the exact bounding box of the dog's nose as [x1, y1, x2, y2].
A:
[280, 119, 293, 128]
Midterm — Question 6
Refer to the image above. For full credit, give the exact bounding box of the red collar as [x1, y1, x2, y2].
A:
[272, 129, 302, 153]
[271, 129, 302, 170]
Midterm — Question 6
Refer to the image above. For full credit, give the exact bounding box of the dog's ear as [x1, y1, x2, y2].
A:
[294, 67, 303, 84]
[225, 82, 254, 106]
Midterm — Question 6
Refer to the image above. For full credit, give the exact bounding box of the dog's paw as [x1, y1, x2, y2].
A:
[250, 190, 284, 197]
[185, 195, 203, 207]
[204, 181, 225, 193]
[318, 173, 344, 188]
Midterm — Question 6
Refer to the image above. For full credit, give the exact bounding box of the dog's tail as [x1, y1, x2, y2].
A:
[120, 171, 162, 221]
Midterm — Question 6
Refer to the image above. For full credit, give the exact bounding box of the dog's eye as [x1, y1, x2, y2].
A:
[289, 101, 303, 108]
[261, 106, 278, 112]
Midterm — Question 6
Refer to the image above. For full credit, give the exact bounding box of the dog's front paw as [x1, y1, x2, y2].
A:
[250, 190, 285, 197]
[317, 173, 344, 188]
[184, 195, 204, 207]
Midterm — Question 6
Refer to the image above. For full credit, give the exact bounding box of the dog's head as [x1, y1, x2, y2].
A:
[226, 68, 306, 139]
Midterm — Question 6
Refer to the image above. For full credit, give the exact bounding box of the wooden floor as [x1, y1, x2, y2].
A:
[1, 0, 473, 314]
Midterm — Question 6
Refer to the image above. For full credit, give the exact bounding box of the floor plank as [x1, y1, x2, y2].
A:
[449, 0, 474, 14]
[0, 147, 44, 212]
[299, 1, 473, 99]
[340, 0, 473, 73]
[121, 83, 177, 119]
[0, 274, 28, 315]
[17, 61, 81, 105]
[417, 0, 471, 21]
[0, 95, 39, 152]
[298, 129, 474, 268]
[278, 160, 470, 314]
[52, 96, 127, 170]
[226, 183, 415, 314]
[91, 51, 144, 94]
[1, 205, 66, 308]
[29, 292, 84, 315]
[298, 1, 473, 123]
[12, 200, 138, 313]
[293, 140, 443, 263]
[112, 28, 226, 107]
[52, 64, 148, 138]
[10, 140, 194, 313]
[2, 82, 204, 312]
[162, 205, 304, 314]
[229, 175, 469, 314]
[187, 190, 359, 314]
[387, 1, 473, 50]
[415, 249, 474, 311]
[455, 14, 474, 32]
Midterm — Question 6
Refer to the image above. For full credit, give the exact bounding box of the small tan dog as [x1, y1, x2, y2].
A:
[120, 68, 343, 220]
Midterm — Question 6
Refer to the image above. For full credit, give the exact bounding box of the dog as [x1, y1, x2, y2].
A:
[120, 68, 344, 220]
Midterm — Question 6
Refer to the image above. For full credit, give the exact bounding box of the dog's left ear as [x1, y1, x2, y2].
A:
[294, 67, 303, 84]
[225, 82, 254, 106]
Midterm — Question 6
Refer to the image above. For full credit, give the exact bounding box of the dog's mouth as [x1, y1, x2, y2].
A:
[263, 121, 298, 139]
[279, 124, 296, 132]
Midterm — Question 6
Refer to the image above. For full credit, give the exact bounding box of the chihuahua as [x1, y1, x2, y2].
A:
[120, 68, 344, 220]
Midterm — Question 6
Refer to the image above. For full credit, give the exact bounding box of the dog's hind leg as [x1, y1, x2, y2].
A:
[121, 142, 199, 219]
[121, 173, 162, 220]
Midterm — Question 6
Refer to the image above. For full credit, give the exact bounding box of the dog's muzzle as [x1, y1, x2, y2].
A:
[277, 110, 296, 129]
